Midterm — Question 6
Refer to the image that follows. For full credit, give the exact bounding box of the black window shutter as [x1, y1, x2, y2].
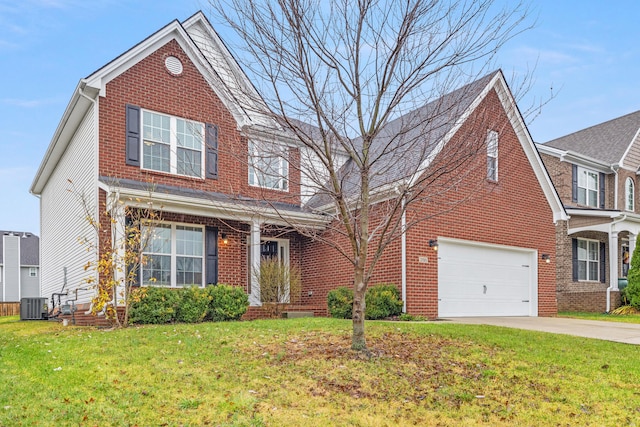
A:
[125, 104, 141, 166]
[599, 173, 606, 209]
[600, 242, 606, 283]
[571, 238, 578, 281]
[571, 164, 578, 203]
[205, 227, 219, 285]
[125, 216, 140, 287]
[205, 124, 218, 179]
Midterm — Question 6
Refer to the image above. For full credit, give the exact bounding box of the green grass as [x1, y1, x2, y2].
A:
[1, 315, 640, 426]
[559, 311, 640, 323]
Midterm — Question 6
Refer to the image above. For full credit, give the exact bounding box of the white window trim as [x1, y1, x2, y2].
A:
[141, 222, 205, 288]
[577, 166, 599, 208]
[577, 238, 600, 282]
[248, 141, 289, 191]
[625, 177, 635, 212]
[141, 109, 205, 178]
[29, 267, 37, 277]
[486, 129, 498, 181]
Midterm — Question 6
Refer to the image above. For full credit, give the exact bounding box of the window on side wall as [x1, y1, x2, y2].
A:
[248, 141, 289, 191]
[626, 177, 635, 211]
[576, 238, 600, 281]
[29, 267, 37, 277]
[141, 110, 205, 178]
[486, 130, 498, 181]
[141, 224, 204, 287]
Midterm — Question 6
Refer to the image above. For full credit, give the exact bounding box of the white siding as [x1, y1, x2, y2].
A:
[20, 267, 39, 298]
[185, 21, 273, 128]
[2, 235, 20, 301]
[300, 147, 349, 205]
[40, 104, 97, 305]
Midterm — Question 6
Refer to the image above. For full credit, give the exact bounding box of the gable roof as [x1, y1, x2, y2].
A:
[0, 231, 39, 266]
[31, 11, 274, 196]
[544, 110, 640, 165]
[306, 71, 496, 209]
[305, 71, 567, 222]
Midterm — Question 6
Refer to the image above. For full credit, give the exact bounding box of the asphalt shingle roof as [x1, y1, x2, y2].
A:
[306, 70, 499, 209]
[544, 110, 640, 165]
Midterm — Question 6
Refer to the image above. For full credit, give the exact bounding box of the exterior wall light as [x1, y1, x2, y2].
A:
[541, 254, 551, 263]
[221, 233, 228, 245]
[428, 239, 439, 251]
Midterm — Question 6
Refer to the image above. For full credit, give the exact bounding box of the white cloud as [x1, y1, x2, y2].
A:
[1, 98, 58, 108]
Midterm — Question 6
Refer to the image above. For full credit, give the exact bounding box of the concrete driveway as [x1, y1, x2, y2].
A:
[442, 316, 640, 345]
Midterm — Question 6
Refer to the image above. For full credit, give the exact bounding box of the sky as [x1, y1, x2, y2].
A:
[1, 0, 640, 235]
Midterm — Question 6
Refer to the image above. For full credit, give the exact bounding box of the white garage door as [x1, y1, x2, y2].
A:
[438, 239, 536, 317]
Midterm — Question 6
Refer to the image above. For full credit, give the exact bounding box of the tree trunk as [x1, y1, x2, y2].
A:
[351, 267, 367, 350]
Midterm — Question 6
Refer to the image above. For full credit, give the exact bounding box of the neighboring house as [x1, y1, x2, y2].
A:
[0, 231, 40, 302]
[30, 11, 566, 323]
[538, 110, 640, 312]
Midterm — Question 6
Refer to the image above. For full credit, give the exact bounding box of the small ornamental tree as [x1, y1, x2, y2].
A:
[71, 180, 161, 328]
[255, 257, 302, 318]
[625, 244, 640, 309]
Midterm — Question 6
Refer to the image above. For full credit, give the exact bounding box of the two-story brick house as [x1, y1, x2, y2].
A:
[538, 110, 640, 312]
[31, 11, 566, 323]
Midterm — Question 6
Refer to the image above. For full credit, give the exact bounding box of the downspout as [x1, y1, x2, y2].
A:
[612, 164, 619, 210]
[607, 214, 627, 313]
[401, 197, 407, 313]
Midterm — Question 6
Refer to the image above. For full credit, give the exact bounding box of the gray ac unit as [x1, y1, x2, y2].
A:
[20, 297, 47, 320]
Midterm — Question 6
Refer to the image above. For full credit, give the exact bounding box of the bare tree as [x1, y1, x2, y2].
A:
[210, 0, 533, 351]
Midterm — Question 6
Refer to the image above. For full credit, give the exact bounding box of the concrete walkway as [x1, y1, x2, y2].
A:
[442, 316, 640, 345]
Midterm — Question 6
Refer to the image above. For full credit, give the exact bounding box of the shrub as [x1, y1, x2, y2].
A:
[175, 286, 209, 323]
[256, 257, 302, 318]
[627, 244, 640, 309]
[327, 286, 353, 319]
[365, 284, 403, 320]
[398, 313, 427, 322]
[130, 287, 180, 324]
[205, 284, 249, 321]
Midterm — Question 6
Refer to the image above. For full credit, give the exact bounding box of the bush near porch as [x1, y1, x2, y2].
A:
[129, 285, 248, 324]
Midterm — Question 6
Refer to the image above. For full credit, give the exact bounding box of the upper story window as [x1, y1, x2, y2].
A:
[486, 130, 498, 181]
[29, 267, 37, 277]
[248, 142, 289, 191]
[577, 167, 599, 207]
[626, 177, 635, 211]
[142, 110, 204, 178]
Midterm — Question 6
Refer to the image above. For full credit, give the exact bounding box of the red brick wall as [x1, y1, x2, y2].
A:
[303, 88, 558, 318]
[98, 39, 300, 206]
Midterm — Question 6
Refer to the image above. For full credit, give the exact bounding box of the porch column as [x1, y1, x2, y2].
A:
[629, 233, 637, 261]
[610, 232, 619, 290]
[249, 220, 262, 306]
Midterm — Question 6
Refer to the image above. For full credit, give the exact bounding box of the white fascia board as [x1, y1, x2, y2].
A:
[30, 82, 99, 195]
[106, 184, 329, 229]
[565, 208, 621, 218]
[491, 73, 568, 222]
[241, 124, 300, 148]
[559, 151, 612, 173]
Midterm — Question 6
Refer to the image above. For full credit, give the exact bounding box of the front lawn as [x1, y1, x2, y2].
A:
[1, 315, 639, 426]
[559, 311, 640, 323]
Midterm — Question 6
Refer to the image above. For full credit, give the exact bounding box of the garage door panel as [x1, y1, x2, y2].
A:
[437, 240, 535, 317]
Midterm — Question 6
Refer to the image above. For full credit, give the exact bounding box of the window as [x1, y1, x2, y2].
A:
[577, 167, 599, 207]
[29, 267, 37, 277]
[577, 238, 600, 281]
[248, 142, 289, 190]
[142, 110, 204, 178]
[141, 224, 204, 287]
[626, 178, 635, 211]
[486, 130, 498, 181]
